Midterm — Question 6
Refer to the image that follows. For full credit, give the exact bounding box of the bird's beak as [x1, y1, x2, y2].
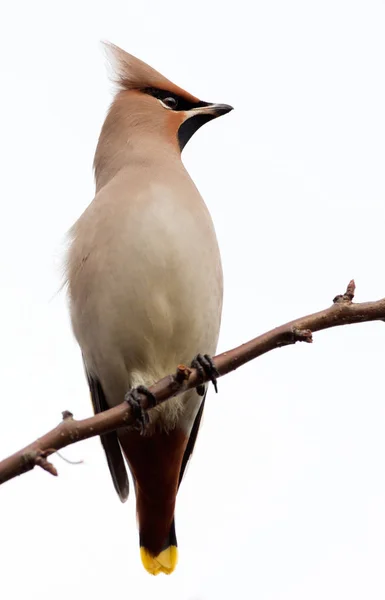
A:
[191, 103, 234, 118]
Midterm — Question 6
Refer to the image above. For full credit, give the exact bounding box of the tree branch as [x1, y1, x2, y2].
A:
[1, 280, 384, 486]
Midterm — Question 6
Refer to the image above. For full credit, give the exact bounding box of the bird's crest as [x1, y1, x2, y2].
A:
[102, 42, 199, 103]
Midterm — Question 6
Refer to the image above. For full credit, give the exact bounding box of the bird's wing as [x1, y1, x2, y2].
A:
[85, 364, 129, 502]
[178, 393, 206, 487]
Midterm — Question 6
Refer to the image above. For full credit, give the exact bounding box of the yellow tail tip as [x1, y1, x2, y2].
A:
[140, 545, 178, 575]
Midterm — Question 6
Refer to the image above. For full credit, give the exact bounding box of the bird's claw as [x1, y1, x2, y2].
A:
[125, 385, 156, 433]
[190, 353, 219, 396]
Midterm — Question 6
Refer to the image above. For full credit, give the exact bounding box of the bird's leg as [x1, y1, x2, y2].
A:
[125, 385, 157, 433]
[190, 353, 219, 396]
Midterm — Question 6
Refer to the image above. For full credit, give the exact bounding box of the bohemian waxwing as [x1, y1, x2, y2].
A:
[66, 42, 232, 575]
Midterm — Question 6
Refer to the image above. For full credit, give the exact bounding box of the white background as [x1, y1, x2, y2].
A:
[1, 1, 385, 598]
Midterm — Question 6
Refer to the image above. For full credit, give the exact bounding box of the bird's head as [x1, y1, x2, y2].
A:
[94, 43, 232, 181]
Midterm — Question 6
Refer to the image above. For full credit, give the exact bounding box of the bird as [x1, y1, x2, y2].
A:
[66, 42, 232, 575]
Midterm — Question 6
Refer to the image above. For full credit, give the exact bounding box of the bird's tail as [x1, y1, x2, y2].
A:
[140, 517, 178, 576]
[117, 427, 186, 576]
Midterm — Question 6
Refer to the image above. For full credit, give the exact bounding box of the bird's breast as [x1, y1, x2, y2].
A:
[67, 167, 223, 407]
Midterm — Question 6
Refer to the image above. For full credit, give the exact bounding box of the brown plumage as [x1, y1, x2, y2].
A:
[66, 42, 232, 575]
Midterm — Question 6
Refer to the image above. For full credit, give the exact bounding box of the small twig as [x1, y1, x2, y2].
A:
[0, 280, 384, 486]
[174, 364, 192, 384]
[23, 450, 58, 477]
[333, 279, 356, 303]
[62, 410, 74, 420]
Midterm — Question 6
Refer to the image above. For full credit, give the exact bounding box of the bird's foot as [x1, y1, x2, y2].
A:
[190, 353, 219, 396]
[125, 385, 157, 433]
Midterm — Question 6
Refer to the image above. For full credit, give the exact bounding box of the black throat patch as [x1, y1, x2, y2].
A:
[178, 113, 216, 151]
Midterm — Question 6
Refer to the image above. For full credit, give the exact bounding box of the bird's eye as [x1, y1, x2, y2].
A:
[162, 96, 178, 109]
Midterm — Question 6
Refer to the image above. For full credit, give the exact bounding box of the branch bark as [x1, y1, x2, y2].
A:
[1, 280, 384, 486]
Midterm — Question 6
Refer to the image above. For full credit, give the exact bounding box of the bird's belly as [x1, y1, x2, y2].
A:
[69, 203, 222, 410]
